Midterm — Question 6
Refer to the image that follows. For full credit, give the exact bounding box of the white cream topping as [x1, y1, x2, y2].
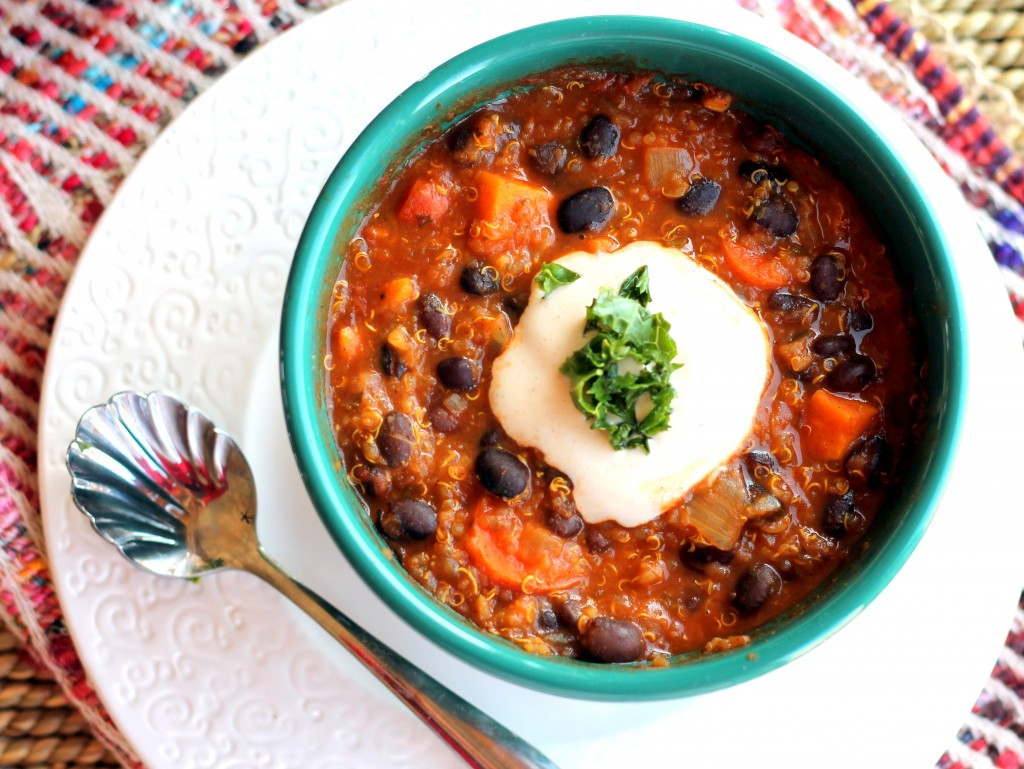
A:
[489, 241, 771, 528]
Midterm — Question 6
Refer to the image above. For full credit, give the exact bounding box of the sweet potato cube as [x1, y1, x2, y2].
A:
[803, 389, 879, 462]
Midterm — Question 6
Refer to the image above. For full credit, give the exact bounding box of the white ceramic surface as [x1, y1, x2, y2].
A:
[37, 1, 1024, 768]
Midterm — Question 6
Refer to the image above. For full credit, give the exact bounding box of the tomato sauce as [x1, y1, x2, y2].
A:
[325, 68, 926, 663]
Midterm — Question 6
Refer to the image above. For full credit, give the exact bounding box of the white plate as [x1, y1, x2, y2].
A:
[37, 1, 1024, 767]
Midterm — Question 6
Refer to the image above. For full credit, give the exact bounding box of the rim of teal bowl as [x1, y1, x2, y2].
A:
[281, 15, 967, 700]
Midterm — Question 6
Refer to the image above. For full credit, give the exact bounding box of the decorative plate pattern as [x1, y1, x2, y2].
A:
[36, 1, 1024, 768]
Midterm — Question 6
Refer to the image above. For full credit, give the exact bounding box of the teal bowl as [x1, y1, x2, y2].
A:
[281, 15, 967, 699]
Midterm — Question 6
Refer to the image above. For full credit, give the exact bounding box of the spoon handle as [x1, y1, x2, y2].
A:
[246, 548, 561, 769]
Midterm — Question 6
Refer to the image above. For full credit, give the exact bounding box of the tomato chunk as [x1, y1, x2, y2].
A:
[803, 389, 879, 462]
[398, 177, 450, 224]
[721, 237, 793, 290]
[465, 498, 587, 592]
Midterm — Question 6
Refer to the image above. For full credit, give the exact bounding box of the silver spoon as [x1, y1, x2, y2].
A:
[66, 390, 559, 769]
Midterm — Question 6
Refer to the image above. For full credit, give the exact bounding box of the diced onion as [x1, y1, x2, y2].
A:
[487, 315, 513, 355]
[644, 147, 694, 197]
[442, 392, 469, 414]
[361, 438, 383, 464]
[684, 466, 747, 550]
[747, 491, 783, 518]
[359, 371, 393, 412]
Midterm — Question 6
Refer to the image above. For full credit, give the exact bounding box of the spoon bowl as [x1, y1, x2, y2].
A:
[68, 391, 258, 577]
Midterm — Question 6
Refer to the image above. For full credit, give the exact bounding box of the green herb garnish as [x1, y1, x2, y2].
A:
[559, 266, 681, 453]
[535, 263, 581, 296]
[618, 264, 651, 304]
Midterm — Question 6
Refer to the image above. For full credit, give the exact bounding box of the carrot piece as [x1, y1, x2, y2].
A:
[803, 390, 879, 462]
[468, 171, 553, 256]
[700, 85, 734, 112]
[380, 277, 419, 309]
[465, 499, 587, 592]
[721, 237, 793, 290]
[397, 177, 450, 224]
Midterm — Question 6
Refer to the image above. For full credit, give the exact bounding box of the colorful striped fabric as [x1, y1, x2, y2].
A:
[861, 0, 1024, 196]
[851, 0, 1024, 326]
[0, 0, 1021, 767]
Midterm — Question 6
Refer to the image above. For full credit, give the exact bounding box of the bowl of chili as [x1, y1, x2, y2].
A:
[281, 14, 966, 699]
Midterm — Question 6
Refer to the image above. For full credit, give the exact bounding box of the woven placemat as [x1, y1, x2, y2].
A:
[898, 0, 1024, 154]
[0, 624, 116, 769]
[2, 1, 1022, 768]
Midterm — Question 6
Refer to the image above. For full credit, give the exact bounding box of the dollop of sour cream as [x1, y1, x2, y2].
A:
[489, 241, 771, 528]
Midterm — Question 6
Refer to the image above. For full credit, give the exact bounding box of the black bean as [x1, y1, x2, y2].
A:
[827, 497, 866, 538]
[538, 608, 559, 631]
[744, 449, 776, 468]
[811, 334, 854, 358]
[581, 617, 645, 663]
[504, 292, 529, 322]
[826, 355, 876, 392]
[847, 307, 873, 332]
[586, 529, 612, 553]
[475, 447, 529, 498]
[768, 291, 816, 317]
[845, 436, 892, 488]
[580, 115, 620, 159]
[553, 595, 582, 628]
[428, 405, 459, 434]
[479, 428, 501, 447]
[738, 160, 789, 185]
[809, 253, 845, 302]
[739, 122, 785, 155]
[821, 492, 855, 538]
[766, 165, 790, 184]
[734, 563, 781, 614]
[677, 83, 701, 101]
[377, 412, 415, 467]
[547, 509, 584, 539]
[419, 293, 451, 339]
[738, 160, 766, 183]
[352, 465, 391, 499]
[682, 544, 735, 573]
[751, 195, 798, 237]
[546, 486, 583, 538]
[530, 141, 568, 176]
[447, 120, 475, 154]
[379, 499, 437, 540]
[437, 356, 478, 392]
[557, 187, 615, 234]
[446, 114, 518, 167]
[676, 179, 721, 216]
[460, 263, 500, 296]
[380, 343, 406, 378]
